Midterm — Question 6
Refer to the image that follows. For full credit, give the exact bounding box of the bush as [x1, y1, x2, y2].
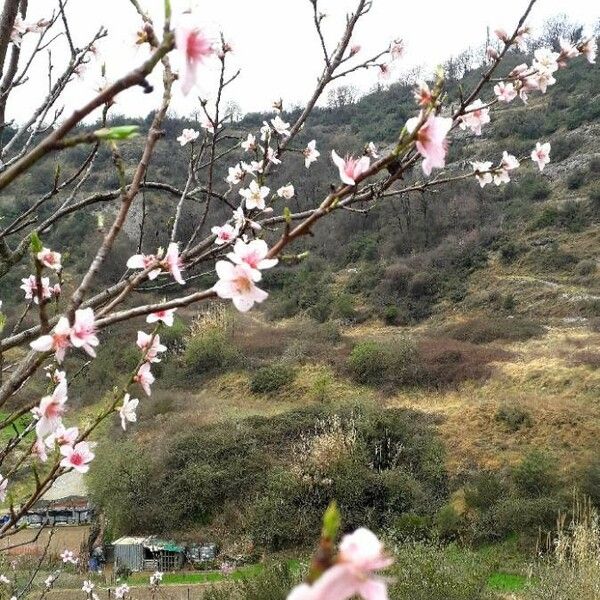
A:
[250, 363, 296, 394]
[526, 244, 578, 272]
[383, 305, 400, 325]
[499, 240, 527, 264]
[390, 543, 488, 600]
[567, 170, 585, 190]
[512, 450, 559, 498]
[495, 404, 532, 432]
[183, 326, 240, 376]
[347, 338, 423, 388]
[444, 317, 544, 344]
[519, 174, 551, 201]
[576, 259, 597, 277]
[491, 495, 563, 537]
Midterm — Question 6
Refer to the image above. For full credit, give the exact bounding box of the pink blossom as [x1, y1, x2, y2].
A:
[304, 140, 320, 168]
[164, 242, 185, 285]
[33, 379, 68, 437]
[213, 261, 268, 312]
[559, 38, 579, 62]
[137, 331, 167, 363]
[60, 550, 78, 565]
[277, 185, 295, 200]
[389, 40, 404, 60]
[579, 37, 597, 64]
[147, 308, 177, 327]
[266, 147, 281, 165]
[119, 394, 139, 431]
[20, 275, 51, 304]
[175, 19, 213, 95]
[531, 142, 551, 171]
[51, 283, 61, 298]
[486, 46, 499, 61]
[459, 99, 490, 135]
[241, 134, 256, 152]
[30, 317, 72, 363]
[494, 28, 509, 43]
[286, 528, 392, 600]
[471, 161, 493, 188]
[366, 142, 379, 159]
[227, 239, 278, 275]
[533, 48, 559, 74]
[45, 425, 79, 448]
[239, 180, 270, 211]
[226, 164, 245, 185]
[534, 70, 556, 94]
[177, 128, 200, 146]
[378, 64, 391, 80]
[212, 223, 238, 245]
[70, 308, 99, 358]
[33, 437, 48, 462]
[270, 116, 291, 137]
[331, 151, 370, 186]
[405, 113, 453, 176]
[135, 363, 155, 396]
[518, 76, 539, 104]
[494, 151, 520, 185]
[493, 81, 516, 103]
[413, 81, 433, 107]
[126, 253, 161, 280]
[60, 442, 94, 473]
[37, 248, 62, 270]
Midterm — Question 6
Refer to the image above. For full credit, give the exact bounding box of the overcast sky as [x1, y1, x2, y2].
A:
[8, 0, 599, 124]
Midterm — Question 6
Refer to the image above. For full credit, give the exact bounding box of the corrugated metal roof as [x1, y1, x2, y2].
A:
[112, 536, 147, 545]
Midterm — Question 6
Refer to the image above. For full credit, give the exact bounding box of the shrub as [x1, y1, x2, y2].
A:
[519, 174, 551, 201]
[490, 496, 563, 538]
[567, 170, 585, 190]
[499, 240, 526, 264]
[183, 327, 240, 376]
[347, 338, 423, 388]
[250, 363, 296, 394]
[495, 404, 532, 432]
[434, 504, 463, 541]
[526, 244, 578, 272]
[383, 305, 400, 325]
[512, 450, 559, 498]
[464, 472, 507, 512]
[390, 542, 489, 600]
[444, 317, 544, 344]
[331, 293, 356, 321]
[576, 259, 597, 277]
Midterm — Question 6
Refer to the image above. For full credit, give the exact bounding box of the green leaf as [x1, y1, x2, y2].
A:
[94, 125, 140, 141]
[322, 501, 341, 541]
[29, 232, 43, 254]
[283, 206, 292, 225]
[164, 0, 172, 20]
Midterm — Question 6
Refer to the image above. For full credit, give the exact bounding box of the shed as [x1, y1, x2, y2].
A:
[113, 536, 185, 572]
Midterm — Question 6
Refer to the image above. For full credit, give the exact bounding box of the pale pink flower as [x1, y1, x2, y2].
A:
[518, 76, 539, 104]
[30, 317, 72, 363]
[118, 394, 139, 431]
[533, 47, 559, 74]
[135, 363, 155, 396]
[366, 142, 379, 159]
[514, 26, 530, 51]
[534, 70, 556, 94]
[494, 151, 520, 185]
[126, 253, 161, 280]
[164, 242, 185, 285]
[232, 206, 261, 232]
[20, 275, 51, 304]
[413, 81, 433, 107]
[82, 580, 95, 594]
[51, 283, 61, 298]
[200, 113, 215, 133]
[531, 142, 551, 171]
[579, 37, 597, 64]
[33, 379, 68, 437]
[137, 331, 166, 363]
[212, 223, 238, 245]
[177, 128, 199, 146]
[260, 123, 271, 142]
[266, 147, 281, 165]
[471, 161, 493, 188]
[494, 81, 516, 103]
[304, 140, 320, 168]
[226, 164, 245, 185]
[45, 425, 79, 448]
[486, 46, 499, 60]
[459, 99, 490, 135]
[494, 28, 509, 43]
[175, 19, 213, 95]
[37, 248, 62, 270]
[287, 528, 392, 600]
[559, 38, 579, 62]
[33, 437, 48, 462]
[239, 180, 270, 211]
[60, 442, 94, 473]
[0, 476, 8, 502]
[70, 308, 99, 358]
[146, 308, 177, 327]
[509, 63, 529, 78]
[115, 584, 130, 599]
[60, 549, 78, 565]
[350, 44, 361, 56]
[331, 151, 370, 186]
[227, 239, 278, 274]
[277, 185, 295, 200]
[213, 261, 268, 313]
[270, 115, 291, 137]
[378, 63, 391, 80]
[241, 134, 256, 152]
[389, 39, 404, 60]
[405, 113, 453, 176]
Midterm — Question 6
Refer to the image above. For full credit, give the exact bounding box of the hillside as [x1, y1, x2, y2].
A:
[2, 33, 600, 599]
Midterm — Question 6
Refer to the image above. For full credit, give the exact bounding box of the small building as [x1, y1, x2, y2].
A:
[113, 536, 185, 572]
[24, 496, 93, 527]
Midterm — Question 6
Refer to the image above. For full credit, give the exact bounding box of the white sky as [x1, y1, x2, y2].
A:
[7, 0, 599, 124]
